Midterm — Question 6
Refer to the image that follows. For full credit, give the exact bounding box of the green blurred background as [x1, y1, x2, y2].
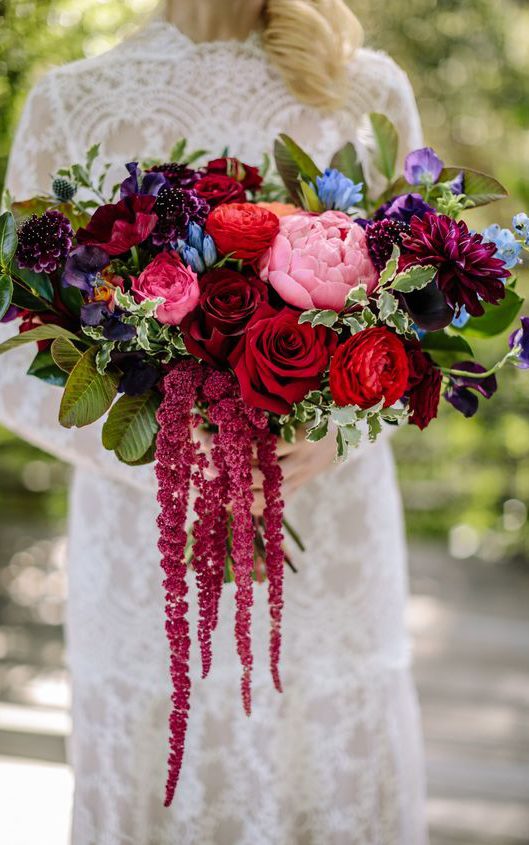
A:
[0, 0, 528, 564]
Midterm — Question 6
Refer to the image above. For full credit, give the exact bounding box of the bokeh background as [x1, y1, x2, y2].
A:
[0, 2, 528, 844]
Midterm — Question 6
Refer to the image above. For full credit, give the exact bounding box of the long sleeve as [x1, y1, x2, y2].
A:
[1, 73, 156, 492]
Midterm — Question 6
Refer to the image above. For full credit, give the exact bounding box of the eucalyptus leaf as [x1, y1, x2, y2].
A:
[0, 273, 13, 320]
[369, 113, 398, 181]
[102, 390, 160, 463]
[0, 212, 17, 269]
[391, 264, 437, 293]
[453, 288, 523, 339]
[0, 324, 81, 355]
[59, 346, 120, 428]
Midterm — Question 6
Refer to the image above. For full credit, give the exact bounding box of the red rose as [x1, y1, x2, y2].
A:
[195, 174, 246, 208]
[229, 304, 337, 414]
[76, 194, 158, 256]
[206, 203, 280, 263]
[405, 339, 442, 429]
[182, 269, 268, 365]
[206, 157, 263, 192]
[329, 327, 409, 408]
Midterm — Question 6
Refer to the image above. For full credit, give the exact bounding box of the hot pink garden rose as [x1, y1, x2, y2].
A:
[260, 210, 379, 310]
[132, 250, 199, 325]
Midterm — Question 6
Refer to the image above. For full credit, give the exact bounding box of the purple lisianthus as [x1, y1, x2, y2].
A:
[404, 147, 444, 185]
[509, 316, 529, 369]
[81, 301, 136, 342]
[444, 360, 497, 417]
[62, 245, 109, 291]
[375, 192, 434, 224]
[120, 162, 168, 201]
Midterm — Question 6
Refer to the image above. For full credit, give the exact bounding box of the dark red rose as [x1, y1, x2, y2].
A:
[195, 174, 246, 208]
[76, 194, 158, 256]
[229, 304, 337, 414]
[206, 157, 263, 192]
[182, 269, 268, 365]
[329, 326, 409, 408]
[405, 339, 442, 430]
[205, 203, 279, 263]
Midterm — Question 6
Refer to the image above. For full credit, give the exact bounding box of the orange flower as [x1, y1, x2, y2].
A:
[257, 201, 300, 218]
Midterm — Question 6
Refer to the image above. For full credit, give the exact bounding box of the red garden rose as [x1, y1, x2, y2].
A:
[182, 269, 268, 365]
[329, 326, 409, 408]
[195, 174, 246, 208]
[76, 194, 158, 256]
[405, 339, 442, 430]
[206, 157, 263, 192]
[229, 303, 337, 414]
[205, 203, 280, 262]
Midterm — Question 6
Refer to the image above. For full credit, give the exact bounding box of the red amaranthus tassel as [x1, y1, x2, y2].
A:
[155, 360, 204, 807]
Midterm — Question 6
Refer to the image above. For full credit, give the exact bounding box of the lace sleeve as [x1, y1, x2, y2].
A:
[1, 74, 155, 492]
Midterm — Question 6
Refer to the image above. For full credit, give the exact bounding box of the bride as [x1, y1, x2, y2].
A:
[1, 1, 428, 842]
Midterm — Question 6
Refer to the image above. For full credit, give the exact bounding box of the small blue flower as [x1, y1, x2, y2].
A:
[482, 224, 522, 270]
[315, 168, 363, 211]
[188, 221, 204, 252]
[202, 234, 217, 268]
[181, 244, 205, 274]
[509, 316, 529, 369]
[513, 212, 529, 245]
[404, 147, 444, 185]
[451, 306, 470, 329]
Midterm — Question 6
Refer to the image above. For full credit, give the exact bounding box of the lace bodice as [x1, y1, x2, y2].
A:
[1, 23, 427, 845]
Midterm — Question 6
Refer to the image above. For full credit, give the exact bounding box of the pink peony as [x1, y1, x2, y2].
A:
[132, 250, 199, 325]
[260, 210, 379, 311]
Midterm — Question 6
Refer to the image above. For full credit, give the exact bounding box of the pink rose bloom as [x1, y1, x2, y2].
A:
[132, 251, 200, 325]
[260, 210, 379, 310]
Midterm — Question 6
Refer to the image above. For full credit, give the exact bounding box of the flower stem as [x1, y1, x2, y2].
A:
[441, 350, 515, 380]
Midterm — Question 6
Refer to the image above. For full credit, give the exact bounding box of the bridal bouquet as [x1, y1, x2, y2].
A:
[1, 115, 528, 802]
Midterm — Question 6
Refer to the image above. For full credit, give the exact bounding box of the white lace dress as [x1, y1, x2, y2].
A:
[1, 22, 427, 845]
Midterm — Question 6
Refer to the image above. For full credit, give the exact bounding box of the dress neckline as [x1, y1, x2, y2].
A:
[143, 19, 263, 50]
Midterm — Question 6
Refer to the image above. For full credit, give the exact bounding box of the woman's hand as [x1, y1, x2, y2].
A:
[195, 427, 337, 516]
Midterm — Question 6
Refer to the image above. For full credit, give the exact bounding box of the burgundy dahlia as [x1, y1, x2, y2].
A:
[400, 212, 509, 317]
[147, 162, 201, 189]
[16, 210, 73, 274]
[152, 186, 209, 246]
[365, 218, 411, 272]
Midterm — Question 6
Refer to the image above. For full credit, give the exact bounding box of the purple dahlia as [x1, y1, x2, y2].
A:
[374, 192, 434, 224]
[400, 212, 510, 317]
[152, 187, 209, 246]
[365, 218, 411, 271]
[16, 210, 73, 274]
[147, 162, 201, 189]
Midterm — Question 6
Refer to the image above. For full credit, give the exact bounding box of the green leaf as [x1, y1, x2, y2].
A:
[59, 346, 120, 428]
[369, 113, 398, 181]
[116, 441, 156, 466]
[343, 315, 364, 334]
[379, 245, 400, 286]
[274, 137, 303, 204]
[85, 143, 100, 171]
[377, 290, 398, 321]
[59, 284, 84, 316]
[368, 414, 382, 442]
[102, 390, 160, 463]
[306, 417, 329, 442]
[311, 309, 339, 328]
[27, 349, 68, 387]
[391, 264, 437, 293]
[420, 332, 474, 367]
[170, 138, 187, 162]
[278, 134, 322, 182]
[11, 282, 47, 311]
[300, 181, 324, 212]
[454, 288, 524, 338]
[280, 423, 297, 444]
[330, 142, 365, 185]
[0, 273, 13, 320]
[438, 167, 507, 207]
[186, 149, 208, 165]
[345, 286, 369, 307]
[15, 266, 53, 301]
[50, 336, 82, 373]
[0, 324, 81, 355]
[0, 212, 17, 269]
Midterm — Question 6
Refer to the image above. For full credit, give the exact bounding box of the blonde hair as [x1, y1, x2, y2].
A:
[262, 0, 363, 110]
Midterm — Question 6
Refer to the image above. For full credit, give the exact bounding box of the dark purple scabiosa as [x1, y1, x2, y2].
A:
[444, 360, 497, 417]
[400, 212, 510, 317]
[16, 210, 73, 274]
[152, 187, 209, 247]
[365, 218, 411, 272]
[374, 192, 434, 224]
[147, 162, 201, 189]
[509, 316, 529, 369]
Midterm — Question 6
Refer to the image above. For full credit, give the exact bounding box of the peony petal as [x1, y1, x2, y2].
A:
[268, 270, 314, 309]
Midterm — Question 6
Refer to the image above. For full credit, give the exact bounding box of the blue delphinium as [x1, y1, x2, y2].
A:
[513, 212, 529, 245]
[315, 168, 363, 211]
[451, 306, 470, 329]
[482, 223, 522, 270]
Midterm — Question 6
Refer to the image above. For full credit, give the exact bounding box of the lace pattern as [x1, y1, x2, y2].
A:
[2, 23, 427, 844]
